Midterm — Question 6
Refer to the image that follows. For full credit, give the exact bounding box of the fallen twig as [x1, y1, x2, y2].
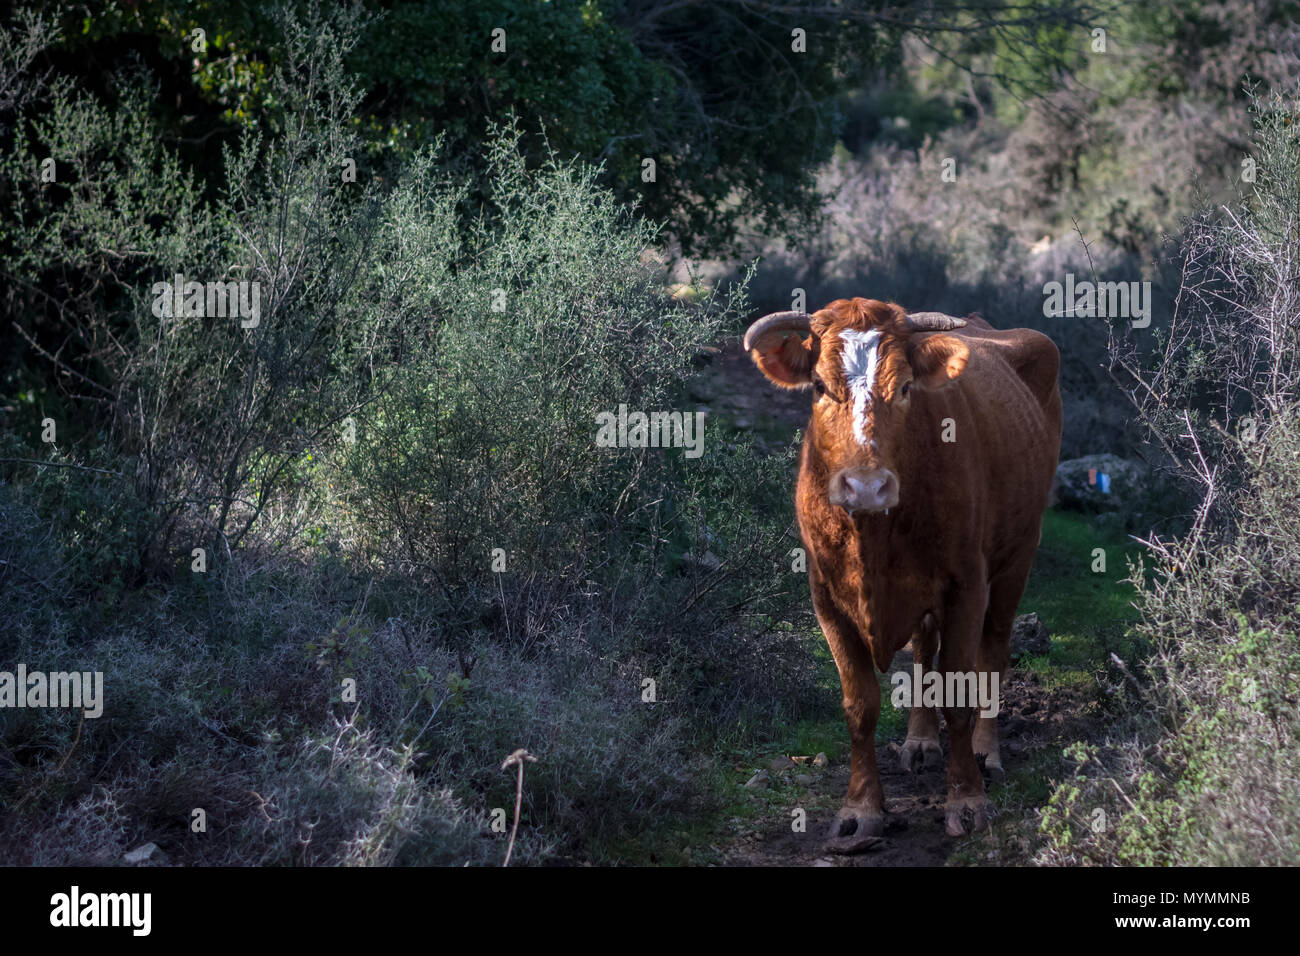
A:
[500, 748, 537, 867]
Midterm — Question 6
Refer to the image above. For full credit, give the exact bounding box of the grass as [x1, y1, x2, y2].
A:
[1020, 509, 1146, 679]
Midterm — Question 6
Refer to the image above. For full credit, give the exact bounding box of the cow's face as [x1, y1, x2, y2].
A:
[745, 298, 969, 515]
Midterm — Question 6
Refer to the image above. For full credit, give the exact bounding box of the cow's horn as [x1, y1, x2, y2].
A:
[743, 311, 812, 352]
[903, 311, 967, 332]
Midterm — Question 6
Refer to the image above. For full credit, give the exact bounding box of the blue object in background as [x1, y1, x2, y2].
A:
[1098, 472, 1110, 494]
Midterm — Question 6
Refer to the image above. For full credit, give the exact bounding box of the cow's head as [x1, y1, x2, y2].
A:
[744, 298, 970, 515]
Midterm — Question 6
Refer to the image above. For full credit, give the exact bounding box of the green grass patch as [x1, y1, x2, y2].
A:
[1021, 508, 1144, 682]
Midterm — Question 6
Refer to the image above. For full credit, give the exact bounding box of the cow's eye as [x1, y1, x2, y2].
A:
[900, 381, 912, 399]
[813, 378, 827, 398]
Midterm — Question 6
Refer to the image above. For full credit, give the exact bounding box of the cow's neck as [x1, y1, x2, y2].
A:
[802, 426, 939, 661]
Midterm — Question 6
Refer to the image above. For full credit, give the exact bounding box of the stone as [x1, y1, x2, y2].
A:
[1052, 454, 1149, 512]
[683, 549, 722, 572]
[124, 842, 164, 865]
[1010, 612, 1051, 661]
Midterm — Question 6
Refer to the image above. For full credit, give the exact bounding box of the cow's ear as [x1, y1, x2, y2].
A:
[749, 330, 816, 389]
[909, 333, 969, 389]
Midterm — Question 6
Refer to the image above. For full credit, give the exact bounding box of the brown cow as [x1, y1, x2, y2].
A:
[744, 298, 1061, 852]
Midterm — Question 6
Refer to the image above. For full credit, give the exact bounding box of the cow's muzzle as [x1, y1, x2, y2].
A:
[828, 467, 899, 515]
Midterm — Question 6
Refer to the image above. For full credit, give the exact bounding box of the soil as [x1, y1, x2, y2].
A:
[695, 338, 811, 443]
[718, 665, 1093, 867]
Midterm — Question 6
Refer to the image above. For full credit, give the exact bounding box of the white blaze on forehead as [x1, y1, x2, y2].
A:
[838, 329, 884, 446]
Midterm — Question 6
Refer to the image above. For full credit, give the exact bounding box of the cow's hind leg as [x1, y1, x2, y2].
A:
[939, 582, 991, 836]
[975, 549, 1036, 777]
[900, 613, 943, 773]
[813, 581, 885, 854]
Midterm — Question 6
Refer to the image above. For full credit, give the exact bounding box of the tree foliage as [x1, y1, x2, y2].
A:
[34, 0, 1100, 255]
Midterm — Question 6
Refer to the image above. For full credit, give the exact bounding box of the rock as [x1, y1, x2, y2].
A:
[690, 346, 720, 367]
[124, 842, 164, 865]
[794, 774, 814, 786]
[744, 770, 770, 790]
[769, 755, 796, 772]
[1052, 454, 1149, 512]
[1010, 613, 1051, 661]
[813, 752, 828, 768]
[682, 549, 722, 572]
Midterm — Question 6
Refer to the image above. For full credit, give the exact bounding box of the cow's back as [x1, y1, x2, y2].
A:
[944, 322, 1061, 562]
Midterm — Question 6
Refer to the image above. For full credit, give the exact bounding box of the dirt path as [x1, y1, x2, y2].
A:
[718, 667, 1088, 866]
[698, 338, 812, 439]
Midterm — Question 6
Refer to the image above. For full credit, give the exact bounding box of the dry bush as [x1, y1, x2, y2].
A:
[1039, 89, 1300, 866]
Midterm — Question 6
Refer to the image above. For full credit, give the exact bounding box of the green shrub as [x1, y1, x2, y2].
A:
[0, 7, 821, 865]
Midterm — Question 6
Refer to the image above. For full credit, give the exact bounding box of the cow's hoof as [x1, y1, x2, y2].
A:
[824, 807, 885, 854]
[944, 796, 992, 836]
[900, 737, 943, 774]
[975, 751, 1005, 779]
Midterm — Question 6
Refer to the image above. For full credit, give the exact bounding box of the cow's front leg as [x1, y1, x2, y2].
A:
[939, 585, 991, 836]
[814, 585, 885, 854]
